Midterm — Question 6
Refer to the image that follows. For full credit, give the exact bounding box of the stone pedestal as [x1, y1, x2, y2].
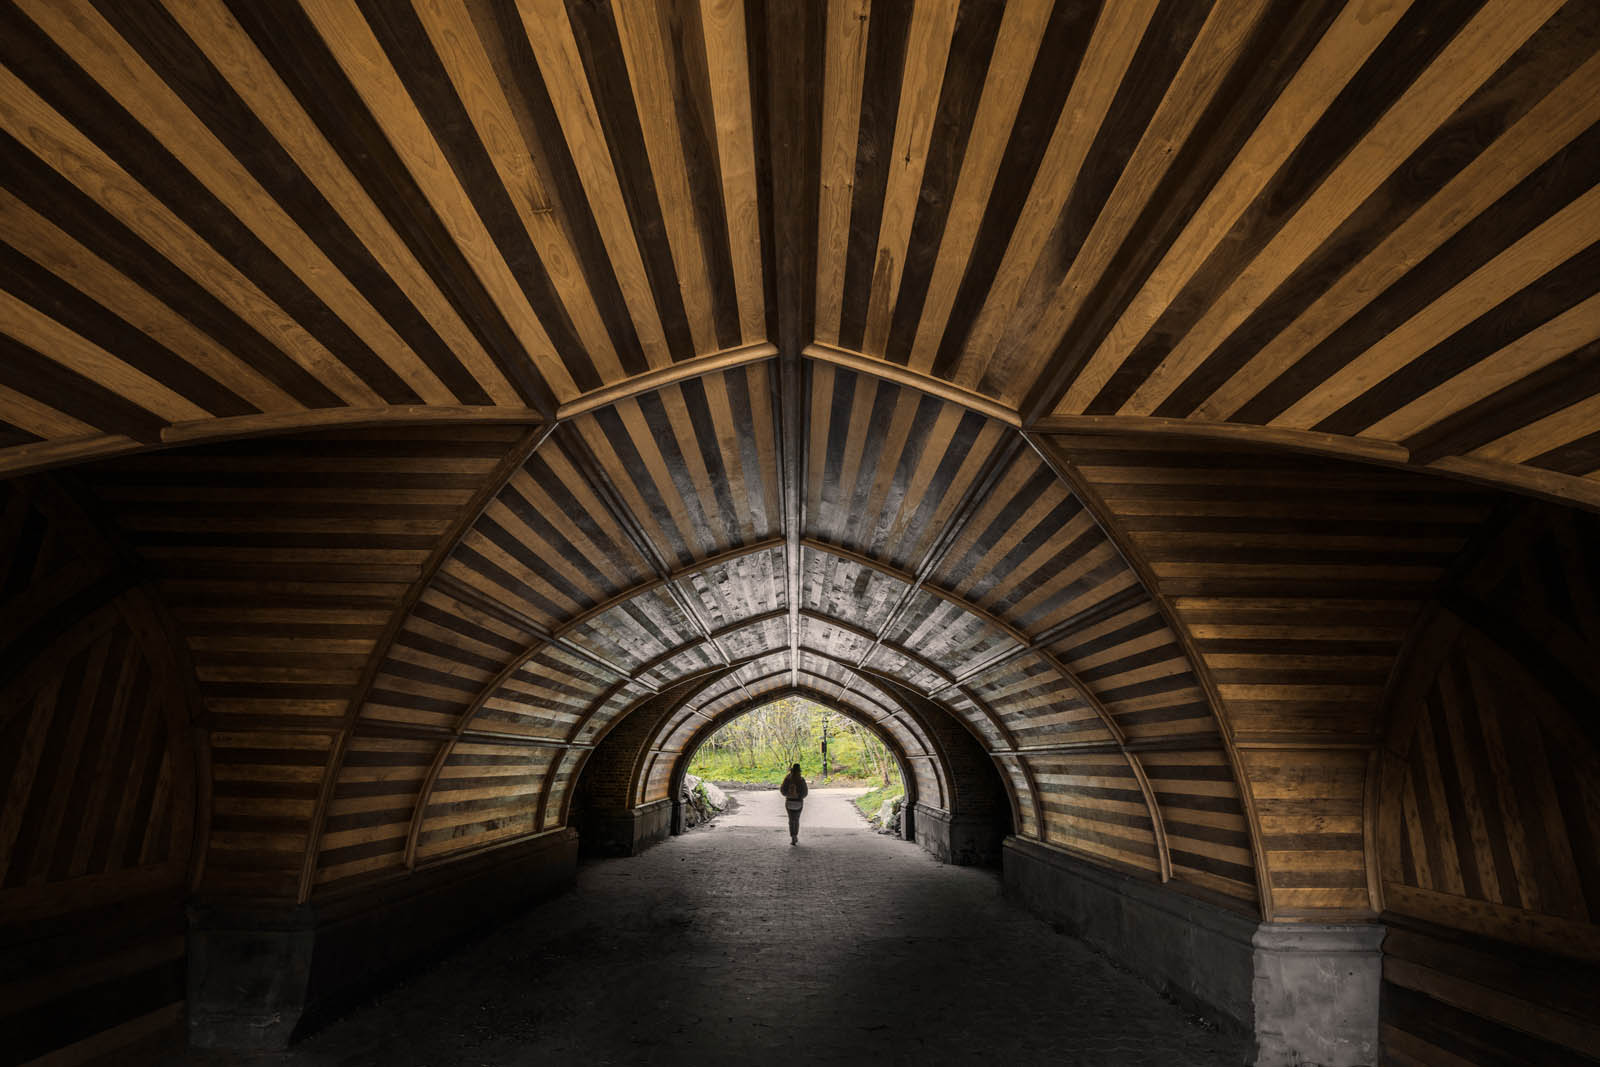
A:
[914, 803, 1003, 865]
[188, 828, 578, 1049]
[580, 799, 672, 856]
[1252, 924, 1384, 1067]
[1003, 837, 1383, 1066]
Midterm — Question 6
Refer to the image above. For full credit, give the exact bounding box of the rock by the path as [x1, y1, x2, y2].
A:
[873, 795, 903, 835]
[680, 774, 727, 829]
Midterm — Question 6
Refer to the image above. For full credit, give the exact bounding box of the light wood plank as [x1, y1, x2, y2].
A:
[299, 0, 577, 398]
[511, 0, 671, 370]
[814, 0, 871, 346]
[1274, 182, 1600, 428]
[417, 0, 624, 381]
[1059, 0, 1412, 412]
[699, 0, 766, 343]
[906, 0, 1052, 372]
[1118, 0, 1568, 418]
[860, 0, 959, 357]
[0, 64, 382, 405]
[26, 0, 456, 405]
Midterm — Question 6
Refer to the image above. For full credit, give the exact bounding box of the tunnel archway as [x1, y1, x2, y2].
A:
[665, 692, 924, 838]
[1, 3, 1598, 1062]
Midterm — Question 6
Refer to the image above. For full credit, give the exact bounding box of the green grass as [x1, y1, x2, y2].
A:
[854, 780, 904, 824]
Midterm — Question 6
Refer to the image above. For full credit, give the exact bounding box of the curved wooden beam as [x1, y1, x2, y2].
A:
[805, 342, 1020, 427]
[555, 342, 777, 420]
[625, 648, 944, 778]
[1024, 430, 1266, 915]
[548, 606, 1017, 756]
[297, 423, 554, 902]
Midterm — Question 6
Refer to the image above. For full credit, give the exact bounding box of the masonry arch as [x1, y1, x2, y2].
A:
[666, 691, 924, 839]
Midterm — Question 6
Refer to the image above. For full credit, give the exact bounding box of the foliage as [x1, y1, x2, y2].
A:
[687, 697, 903, 787]
[854, 780, 905, 824]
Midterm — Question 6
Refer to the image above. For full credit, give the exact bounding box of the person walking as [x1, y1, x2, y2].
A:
[779, 763, 808, 845]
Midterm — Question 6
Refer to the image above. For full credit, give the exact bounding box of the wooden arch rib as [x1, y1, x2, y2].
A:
[294, 422, 552, 902]
[614, 646, 939, 781]
[16, 334, 1598, 515]
[418, 534, 1037, 751]
[549, 606, 1018, 757]
[397, 644, 937, 872]
[622, 664, 953, 814]
[1024, 432, 1268, 917]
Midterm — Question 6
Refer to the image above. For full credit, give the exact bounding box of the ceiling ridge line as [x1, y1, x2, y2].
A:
[1022, 430, 1267, 915]
[295, 421, 553, 905]
[779, 347, 805, 689]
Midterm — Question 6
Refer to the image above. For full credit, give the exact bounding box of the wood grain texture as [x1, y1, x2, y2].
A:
[0, 1, 1592, 504]
[2, 0, 1598, 970]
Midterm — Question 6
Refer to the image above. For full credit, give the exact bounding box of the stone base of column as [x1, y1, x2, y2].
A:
[915, 804, 1004, 865]
[579, 799, 672, 857]
[1252, 923, 1384, 1066]
[188, 828, 578, 1050]
[1003, 836, 1382, 1066]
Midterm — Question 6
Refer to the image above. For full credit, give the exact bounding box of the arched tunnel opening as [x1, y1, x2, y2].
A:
[2, 3, 1599, 1064]
[572, 686, 1014, 863]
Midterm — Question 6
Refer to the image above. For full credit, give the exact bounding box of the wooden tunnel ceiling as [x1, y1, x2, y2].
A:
[1, 0, 1598, 916]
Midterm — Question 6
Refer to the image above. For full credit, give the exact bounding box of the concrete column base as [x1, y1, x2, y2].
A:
[188, 828, 577, 1050]
[1003, 837, 1382, 1067]
[1252, 923, 1384, 1067]
[914, 804, 1003, 865]
[581, 799, 672, 856]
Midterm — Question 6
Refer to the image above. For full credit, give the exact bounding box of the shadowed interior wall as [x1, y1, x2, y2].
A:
[0, 479, 197, 1065]
[1377, 503, 1600, 1064]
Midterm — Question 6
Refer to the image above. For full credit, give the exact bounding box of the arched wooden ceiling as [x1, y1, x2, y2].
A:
[2, 0, 1594, 927]
[0, 0, 1596, 507]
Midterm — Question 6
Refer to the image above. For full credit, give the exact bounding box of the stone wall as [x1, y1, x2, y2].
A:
[915, 804, 1005, 866]
[1004, 837, 1382, 1067]
[189, 828, 578, 1049]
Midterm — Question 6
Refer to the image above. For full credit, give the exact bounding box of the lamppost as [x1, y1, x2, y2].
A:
[820, 713, 828, 783]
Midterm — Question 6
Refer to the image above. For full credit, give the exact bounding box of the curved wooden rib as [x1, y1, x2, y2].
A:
[547, 607, 1017, 757]
[555, 342, 777, 419]
[805, 342, 1021, 427]
[1024, 431, 1268, 916]
[296, 423, 553, 901]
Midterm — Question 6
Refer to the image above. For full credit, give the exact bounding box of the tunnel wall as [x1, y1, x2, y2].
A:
[573, 680, 711, 856]
[0, 480, 198, 1065]
[187, 827, 576, 1049]
[1376, 504, 1600, 1064]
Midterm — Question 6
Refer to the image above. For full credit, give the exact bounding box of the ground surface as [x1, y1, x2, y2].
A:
[173, 789, 1244, 1065]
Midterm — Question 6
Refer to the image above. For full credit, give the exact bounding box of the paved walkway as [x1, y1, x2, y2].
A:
[713, 784, 872, 831]
[175, 789, 1243, 1065]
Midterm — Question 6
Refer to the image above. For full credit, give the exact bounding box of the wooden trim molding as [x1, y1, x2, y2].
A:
[804, 342, 1022, 427]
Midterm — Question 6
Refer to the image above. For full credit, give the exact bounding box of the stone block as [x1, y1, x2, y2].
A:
[189, 828, 578, 1050]
[1003, 837, 1381, 1066]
